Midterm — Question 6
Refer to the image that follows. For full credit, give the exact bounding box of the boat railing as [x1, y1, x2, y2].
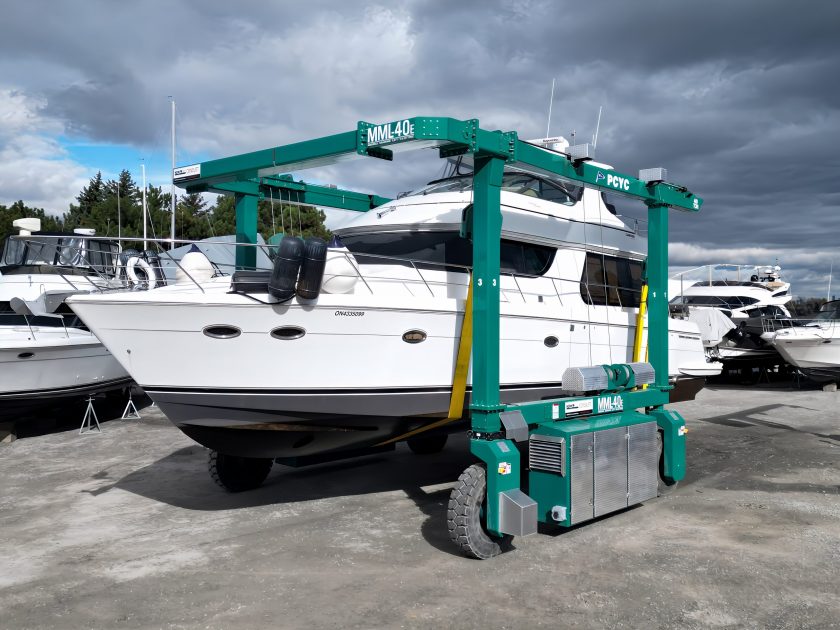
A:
[671, 263, 784, 289]
[0, 311, 72, 340]
[760, 317, 798, 334]
[764, 315, 840, 336]
[6, 235, 649, 311]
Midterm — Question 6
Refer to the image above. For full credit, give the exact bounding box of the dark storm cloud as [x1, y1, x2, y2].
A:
[1, 0, 838, 293]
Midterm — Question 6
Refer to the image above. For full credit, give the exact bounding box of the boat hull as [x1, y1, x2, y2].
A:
[69, 286, 711, 458]
[150, 382, 566, 458]
[0, 327, 132, 419]
[772, 329, 840, 382]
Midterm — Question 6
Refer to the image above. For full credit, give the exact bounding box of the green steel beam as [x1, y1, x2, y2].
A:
[508, 388, 670, 425]
[235, 193, 258, 269]
[469, 155, 506, 431]
[186, 176, 390, 213]
[512, 141, 701, 212]
[259, 176, 391, 212]
[192, 131, 360, 186]
[646, 203, 671, 390]
[175, 116, 700, 213]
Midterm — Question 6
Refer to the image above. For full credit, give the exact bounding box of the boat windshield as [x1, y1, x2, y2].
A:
[408, 171, 583, 206]
[1, 235, 119, 275]
[2, 236, 60, 266]
[814, 300, 840, 320]
[671, 295, 760, 308]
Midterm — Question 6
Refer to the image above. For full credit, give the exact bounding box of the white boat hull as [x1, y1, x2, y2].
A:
[772, 326, 840, 375]
[69, 281, 711, 457]
[0, 326, 131, 417]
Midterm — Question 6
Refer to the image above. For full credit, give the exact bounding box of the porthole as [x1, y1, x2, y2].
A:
[402, 329, 427, 344]
[544, 336, 559, 348]
[203, 325, 241, 339]
[271, 326, 306, 340]
[17, 352, 34, 359]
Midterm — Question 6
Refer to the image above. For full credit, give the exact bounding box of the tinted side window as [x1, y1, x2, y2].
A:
[580, 252, 643, 307]
[340, 231, 555, 276]
[340, 232, 472, 271]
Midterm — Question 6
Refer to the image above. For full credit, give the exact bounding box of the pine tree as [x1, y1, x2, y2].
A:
[76, 172, 105, 213]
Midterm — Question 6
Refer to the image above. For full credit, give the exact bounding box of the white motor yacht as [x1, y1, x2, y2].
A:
[0, 220, 132, 418]
[767, 300, 840, 382]
[67, 147, 719, 460]
[670, 264, 793, 364]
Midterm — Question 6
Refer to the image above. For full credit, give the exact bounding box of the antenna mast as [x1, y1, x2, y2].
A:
[592, 105, 603, 150]
[141, 161, 147, 251]
[546, 78, 556, 137]
[116, 179, 122, 253]
[170, 98, 176, 249]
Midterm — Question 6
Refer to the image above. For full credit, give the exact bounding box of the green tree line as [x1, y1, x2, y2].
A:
[1, 170, 330, 251]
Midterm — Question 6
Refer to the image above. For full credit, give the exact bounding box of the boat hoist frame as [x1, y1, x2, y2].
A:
[175, 116, 702, 556]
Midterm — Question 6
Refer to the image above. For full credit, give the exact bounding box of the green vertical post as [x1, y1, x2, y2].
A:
[469, 156, 505, 432]
[646, 202, 670, 393]
[235, 193, 258, 270]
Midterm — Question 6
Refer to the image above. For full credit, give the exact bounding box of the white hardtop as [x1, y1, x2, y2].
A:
[336, 177, 631, 235]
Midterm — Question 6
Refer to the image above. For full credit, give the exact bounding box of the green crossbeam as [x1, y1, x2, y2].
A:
[175, 116, 701, 213]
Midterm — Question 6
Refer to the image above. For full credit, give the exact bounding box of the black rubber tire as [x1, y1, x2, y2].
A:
[447, 463, 513, 559]
[406, 433, 448, 455]
[656, 431, 680, 496]
[208, 451, 273, 492]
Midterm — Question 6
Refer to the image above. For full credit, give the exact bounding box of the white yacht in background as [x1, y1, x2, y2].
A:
[671, 264, 792, 318]
[0, 219, 131, 418]
[670, 264, 793, 364]
[767, 300, 840, 382]
[68, 144, 718, 463]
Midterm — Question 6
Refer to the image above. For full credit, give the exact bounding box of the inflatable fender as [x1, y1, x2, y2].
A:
[321, 235, 359, 294]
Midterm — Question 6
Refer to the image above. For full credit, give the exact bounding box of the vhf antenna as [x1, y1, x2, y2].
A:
[592, 105, 603, 152]
[546, 78, 556, 137]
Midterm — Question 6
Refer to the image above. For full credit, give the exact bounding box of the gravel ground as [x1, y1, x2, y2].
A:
[1, 385, 839, 629]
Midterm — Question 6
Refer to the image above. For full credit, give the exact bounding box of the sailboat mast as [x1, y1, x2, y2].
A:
[141, 162, 147, 251]
[170, 98, 176, 249]
[116, 179, 122, 253]
[828, 261, 833, 302]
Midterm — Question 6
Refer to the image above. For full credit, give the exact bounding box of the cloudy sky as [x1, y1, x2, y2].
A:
[1, 0, 838, 295]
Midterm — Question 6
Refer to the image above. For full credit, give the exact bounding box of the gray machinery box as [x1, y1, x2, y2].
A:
[527, 414, 659, 526]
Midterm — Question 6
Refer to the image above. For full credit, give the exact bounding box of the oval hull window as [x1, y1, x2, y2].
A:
[544, 336, 559, 348]
[271, 326, 306, 340]
[203, 325, 241, 339]
[17, 352, 34, 359]
[402, 329, 427, 344]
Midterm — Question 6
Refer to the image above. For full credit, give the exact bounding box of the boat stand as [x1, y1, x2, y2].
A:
[79, 396, 101, 434]
[121, 394, 141, 420]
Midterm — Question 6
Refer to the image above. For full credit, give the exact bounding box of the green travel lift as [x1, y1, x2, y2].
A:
[175, 116, 702, 559]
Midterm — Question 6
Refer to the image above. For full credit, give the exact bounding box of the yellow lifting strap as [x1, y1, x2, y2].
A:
[447, 275, 474, 419]
[633, 282, 650, 389]
[375, 277, 474, 446]
[632, 283, 649, 363]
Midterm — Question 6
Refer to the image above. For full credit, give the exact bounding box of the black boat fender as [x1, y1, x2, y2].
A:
[296, 237, 328, 300]
[268, 236, 304, 302]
